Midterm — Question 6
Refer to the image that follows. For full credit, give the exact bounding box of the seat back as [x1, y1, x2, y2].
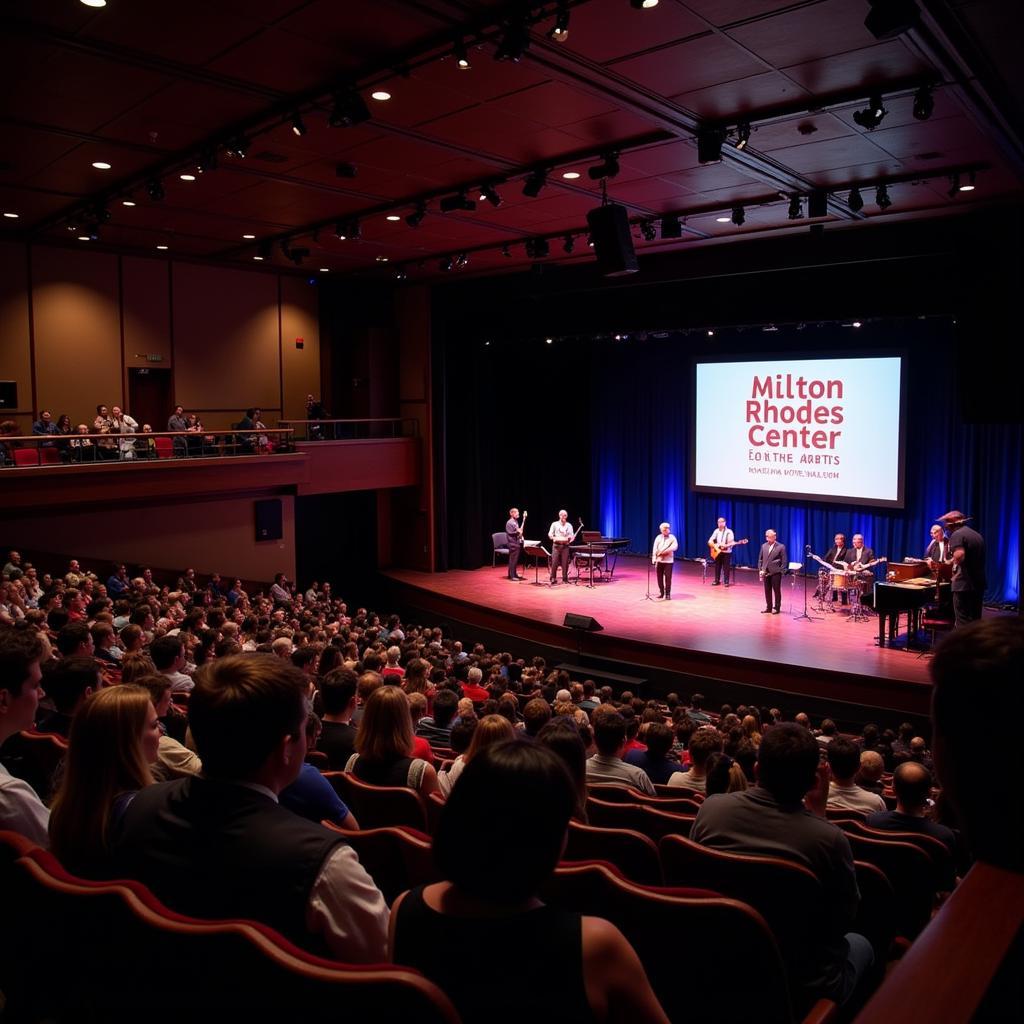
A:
[584, 797, 645, 832]
[154, 436, 174, 458]
[13, 448, 39, 466]
[853, 859, 898, 961]
[323, 824, 440, 906]
[40, 446, 61, 464]
[324, 771, 428, 832]
[543, 861, 803, 1024]
[844, 832, 934, 937]
[588, 782, 698, 814]
[2, 730, 67, 802]
[653, 782, 703, 800]
[564, 820, 661, 885]
[637, 805, 696, 842]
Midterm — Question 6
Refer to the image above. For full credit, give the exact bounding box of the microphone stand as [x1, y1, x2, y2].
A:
[794, 544, 820, 622]
[645, 557, 655, 601]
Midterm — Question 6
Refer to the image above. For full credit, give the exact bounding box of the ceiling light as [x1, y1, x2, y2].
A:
[91, 161, 111, 170]
[912, 85, 934, 121]
[495, 16, 530, 62]
[853, 94, 887, 130]
[639, 220, 657, 241]
[852, 321, 862, 328]
[3, 212, 19, 219]
[290, 111, 307, 136]
[253, 255, 264, 261]
[630, 0, 659, 8]
[848, 186, 864, 212]
[545, 337, 553, 344]
[440, 257, 453, 272]
[77, 234, 93, 241]
[731, 205, 745, 226]
[335, 218, 360, 240]
[439, 191, 476, 213]
[319, 267, 330, 273]
[715, 215, 731, 223]
[480, 184, 502, 208]
[788, 195, 803, 219]
[329, 90, 371, 128]
[386, 214, 402, 222]
[405, 203, 426, 228]
[875, 183, 892, 210]
[864, 0, 920, 40]
[395, 267, 408, 281]
[454, 38, 471, 70]
[735, 123, 751, 150]
[958, 171, 976, 192]
[225, 136, 249, 158]
[587, 233, 594, 247]
[80, 0, 107, 7]
[156, 245, 169, 251]
[707, 330, 714, 336]
[660, 214, 682, 238]
[454, 253, 469, 269]
[375, 256, 389, 263]
[522, 169, 547, 198]
[242, 233, 256, 239]
[147, 180, 165, 201]
[562, 171, 581, 180]
[548, 2, 570, 43]
[197, 150, 218, 174]
[121, 199, 136, 207]
[563, 235, 575, 253]
[588, 152, 620, 180]
[696, 128, 725, 164]
[371, 90, 391, 102]
[179, 173, 196, 181]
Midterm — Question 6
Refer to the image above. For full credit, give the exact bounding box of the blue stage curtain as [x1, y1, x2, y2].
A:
[590, 324, 1019, 605]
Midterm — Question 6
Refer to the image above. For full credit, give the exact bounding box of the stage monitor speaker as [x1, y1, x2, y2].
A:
[254, 498, 283, 542]
[586, 203, 638, 277]
[0, 381, 17, 410]
[563, 612, 604, 632]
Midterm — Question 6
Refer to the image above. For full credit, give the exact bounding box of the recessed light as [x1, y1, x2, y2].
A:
[562, 171, 581, 180]
[386, 215, 401, 222]
[319, 267, 330, 272]
[121, 200, 136, 207]
[852, 321, 862, 328]
[179, 173, 196, 181]
[715, 215, 731, 223]
[2, 212, 18, 219]
[707, 330, 715, 337]
[375, 256, 389, 262]
[77, 235, 92, 241]
[253, 255, 264, 261]
[545, 338, 553, 344]
[156, 244, 169, 251]
[371, 90, 391, 102]
[80, 0, 107, 7]
[92, 161, 112, 170]
[242, 233, 256, 239]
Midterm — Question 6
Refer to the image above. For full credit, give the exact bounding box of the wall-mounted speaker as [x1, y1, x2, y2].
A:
[586, 203, 638, 277]
[255, 498, 283, 542]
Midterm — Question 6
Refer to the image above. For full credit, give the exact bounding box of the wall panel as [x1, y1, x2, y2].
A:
[0, 241, 32, 426]
[122, 256, 171, 369]
[280, 276, 321, 421]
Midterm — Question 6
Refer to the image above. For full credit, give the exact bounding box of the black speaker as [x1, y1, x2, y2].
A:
[586, 203, 638, 277]
[563, 613, 604, 632]
[254, 498, 283, 542]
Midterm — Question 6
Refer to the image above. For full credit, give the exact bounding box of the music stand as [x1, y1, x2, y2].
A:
[523, 542, 550, 587]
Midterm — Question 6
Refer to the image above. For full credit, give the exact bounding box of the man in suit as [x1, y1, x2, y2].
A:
[758, 529, 786, 614]
[505, 507, 525, 581]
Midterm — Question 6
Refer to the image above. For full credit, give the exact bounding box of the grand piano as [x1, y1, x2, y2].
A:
[870, 561, 951, 648]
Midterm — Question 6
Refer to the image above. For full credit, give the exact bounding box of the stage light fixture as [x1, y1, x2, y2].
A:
[439, 190, 476, 213]
[147, 180, 165, 202]
[334, 218, 361, 240]
[959, 171, 976, 192]
[588, 152, 620, 180]
[329, 89, 371, 127]
[290, 111, 307, 136]
[395, 267, 408, 280]
[852, 94, 887, 130]
[522, 169, 547, 198]
[696, 128, 725, 164]
[495, 16, 530, 62]
[454, 252, 469, 269]
[875, 183, 892, 210]
[788, 195, 802, 219]
[735, 122, 751, 150]
[563, 235, 575, 253]
[912, 85, 934, 121]
[454, 38, 471, 70]
[730, 205, 745, 226]
[660, 214, 682, 238]
[630, 0, 659, 8]
[548, 2, 570, 42]
[405, 203, 427, 228]
[196, 150, 217, 173]
[848, 186, 864, 212]
[439, 256, 453, 272]
[808, 191, 827, 218]
[480, 184, 502, 208]
[225, 136, 249, 158]
[639, 219, 657, 241]
[864, 0, 920, 40]
[525, 237, 550, 259]
[501, 243, 512, 258]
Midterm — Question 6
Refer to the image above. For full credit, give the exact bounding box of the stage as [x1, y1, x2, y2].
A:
[382, 556, 942, 717]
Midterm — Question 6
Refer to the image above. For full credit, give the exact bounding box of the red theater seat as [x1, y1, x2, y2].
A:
[324, 771, 428, 833]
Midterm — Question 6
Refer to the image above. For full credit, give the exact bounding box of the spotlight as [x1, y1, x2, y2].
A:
[335, 219, 361, 240]
[630, 0, 659, 8]
[731, 205, 745, 226]
[958, 171, 976, 192]
[696, 128, 725, 164]
[912, 85, 934, 121]
[501, 244, 512, 258]
[454, 252, 469, 269]
[853, 94, 887, 130]
[454, 38, 471, 70]
[146, 180, 165, 202]
[864, 0, 920, 40]
[660, 214, 682, 239]
[875, 183, 892, 210]
[588, 152, 620, 180]
[329, 89, 371, 127]
[495, 16, 530, 62]
[808, 191, 828, 218]
[225, 136, 249, 158]
[563, 235, 575, 253]
[405, 203, 427, 228]
[439, 191, 476, 213]
[479, 184, 502, 208]
[788, 195, 802, 219]
[525, 237, 550, 259]
[395, 267, 408, 281]
[522, 169, 547, 198]
[335, 162, 357, 178]
[639, 219, 657, 241]
[848, 186, 864, 212]
[196, 149, 217, 173]
[735, 122, 751, 150]
[439, 257, 453, 272]
[548, 2, 570, 43]
[290, 111, 307, 136]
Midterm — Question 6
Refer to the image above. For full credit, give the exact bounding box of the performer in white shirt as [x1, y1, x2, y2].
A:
[925, 524, 953, 568]
[651, 523, 679, 600]
[707, 517, 735, 586]
[548, 510, 575, 585]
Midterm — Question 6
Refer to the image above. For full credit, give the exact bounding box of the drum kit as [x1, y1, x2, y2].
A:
[812, 568, 870, 620]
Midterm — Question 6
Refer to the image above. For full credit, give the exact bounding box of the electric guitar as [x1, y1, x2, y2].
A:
[708, 537, 748, 560]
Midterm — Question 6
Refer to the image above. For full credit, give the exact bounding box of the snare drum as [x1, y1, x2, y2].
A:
[831, 571, 854, 591]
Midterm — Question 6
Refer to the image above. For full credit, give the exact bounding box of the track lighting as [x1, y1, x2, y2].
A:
[290, 112, 307, 136]
[853, 94, 887, 130]
[522, 169, 547, 198]
[660, 214, 682, 238]
[454, 38, 471, 70]
[548, 2, 570, 43]
[788, 195, 803, 219]
[731, 205, 745, 226]
[563, 235, 575, 253]
[334, 219, 360, 240]
[696, 128, 725, 164]
[406, 203, 426, 228]
[848, 186, 864, 212]
[639, 220, 657, 241]
[875, 184, 892, 210]
[329, 89, 371, 128]
[495, 15, 530, 62]
[912, 85, 934, 121]
[479, 184, 502, 208]
[588, 152, 620, 180]
[735, 123, 751, 150]
[225, 136, 249, 158]
[439, 191, 476, 213]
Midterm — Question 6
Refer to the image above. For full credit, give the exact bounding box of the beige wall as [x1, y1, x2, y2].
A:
[0, 242, 319, 433]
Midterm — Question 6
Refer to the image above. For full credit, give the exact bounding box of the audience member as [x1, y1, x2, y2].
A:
[317, 667, 358, 769]
[585, 708, 656, 794]
[826, 736, 886, 814]
[37, 656, 102, 738]
[704, 751, 748, 796]
[625, 722, 680, 784]
[437, 713, 515, 798]
[131, 674, 203, 781]
[667, 728, 721, 793]
[150, 635, 194, 692]
[415, 687, 458, 746]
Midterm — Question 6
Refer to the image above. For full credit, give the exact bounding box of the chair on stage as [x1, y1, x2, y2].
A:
[491, 532, 509, 567]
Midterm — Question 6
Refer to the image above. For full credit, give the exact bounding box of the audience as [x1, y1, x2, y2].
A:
[317, 667, 358, 769]
[667, 727, 721, 792]
[437, 713, 515, 798]
[36, 656, 102, 738]
[585, 707, 656, 794]
[825, 736, 887, 814]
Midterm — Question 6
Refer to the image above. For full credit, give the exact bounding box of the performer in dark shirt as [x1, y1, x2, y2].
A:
[758, 530, 787, 614]
[938, 510, 986, 627]
[505, 508, 525, 581]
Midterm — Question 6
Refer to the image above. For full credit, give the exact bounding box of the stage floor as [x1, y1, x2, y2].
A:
[383, 556, 941, 715]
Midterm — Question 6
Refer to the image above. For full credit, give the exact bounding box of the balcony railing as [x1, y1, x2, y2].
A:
[0, 428, 295, 467]
[279, 418, 418, 441]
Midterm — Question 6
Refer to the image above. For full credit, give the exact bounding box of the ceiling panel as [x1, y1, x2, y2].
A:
[671, 70, 810, 119]
[562, 0, 709, 64]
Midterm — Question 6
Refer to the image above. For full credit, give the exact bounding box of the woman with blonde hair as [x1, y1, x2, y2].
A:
[438, 713, 515, 798]
[345, 685, 439, 802]
[49, 685, 161, 875]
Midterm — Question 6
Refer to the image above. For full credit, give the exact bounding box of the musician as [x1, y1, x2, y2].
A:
[548, 510, 574, 585]
[652, 523, 678, 600]
[925, 524, 953, 567]
[707, 517, 734, 587]
[758, 530, 786, 614]
[848, 534, 876, 579]
[505, 508, 525, 581]
[823, 532, 851, 603]
[938, 510, 987, 628]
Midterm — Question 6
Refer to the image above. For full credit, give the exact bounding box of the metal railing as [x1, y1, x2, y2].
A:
[279, 418, 418, 441]
[0, 428, 295, 467]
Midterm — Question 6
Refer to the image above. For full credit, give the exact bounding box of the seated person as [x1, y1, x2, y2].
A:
[390, 739, 669, 1023]
[585, 707, 656, 795]
[826, 736, 886, 815]
[317, 667, 358, 769]
[280, 712, 359, 829]
[667, 728, 722, 793]
[36, 656, 101, 739]
[437, 713, 515, 799]
[131, 674, 203, 782]
[625, 722, 682, 785]
[415, 686, 458, 747]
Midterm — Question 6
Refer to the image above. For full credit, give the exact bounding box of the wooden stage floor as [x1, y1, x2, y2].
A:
[383, 557, 941, 717]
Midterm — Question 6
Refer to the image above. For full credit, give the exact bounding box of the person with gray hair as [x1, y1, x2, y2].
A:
[548, 509, 576, 585]
[652, 521, 678, 600]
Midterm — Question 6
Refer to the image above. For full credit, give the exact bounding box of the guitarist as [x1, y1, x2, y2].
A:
[847, 534, 876, 580]
[707, 517, 735, 587]
[505, 507, 526, 581]
[548, 509, 580, 586]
